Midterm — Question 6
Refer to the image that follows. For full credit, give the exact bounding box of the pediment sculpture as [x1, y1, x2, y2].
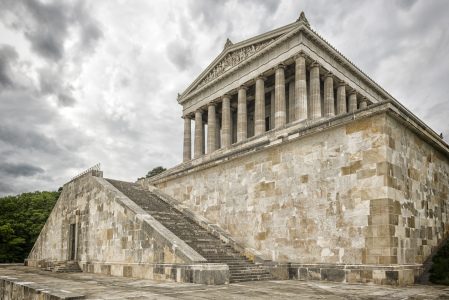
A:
[196, 38, 276, 90]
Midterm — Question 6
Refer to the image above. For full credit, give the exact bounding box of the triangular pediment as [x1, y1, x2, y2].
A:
[179, 21, 305, 102]
[195, 38, 276, 89]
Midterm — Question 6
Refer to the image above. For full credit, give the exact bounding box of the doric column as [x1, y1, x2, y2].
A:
[270, 91, 275, 129]
[255, 75, 266, 135]
[348, 89, 357, 112]
[288, 81, 295, 122]
[207, 102, 216, 154]
[295, 52, 307, 121]
[230, 107, 236, 144]
[237, 85, 248, 142]
[275, 64, 286, 128]
[221, 94, 231, 148]
[182, 115, 192, 162]
[310, 61, 321, 120]
[323, 72, 335, 118]
[359, 97, 368, 109]
[194, 109, 204, 158]
[215, 113, 221, 149]
[336, 81, 347, 115]
[202, 122, 205, 154]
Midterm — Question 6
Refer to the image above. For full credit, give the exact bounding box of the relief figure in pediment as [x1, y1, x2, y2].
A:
[195, 38, 276, 91]
[249, 45, 256, 55]
[224, 54, 232, 67]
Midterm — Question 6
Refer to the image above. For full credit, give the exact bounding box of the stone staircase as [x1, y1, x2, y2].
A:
[42, 261, 82, 273]
[107, 179, 275, 283]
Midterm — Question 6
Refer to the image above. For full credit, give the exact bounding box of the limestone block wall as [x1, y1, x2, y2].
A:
[384, 116, 449, 265]
[26, 172, 228, 284]
[155, 114, 389, 264]
[152, 111, 449, 269]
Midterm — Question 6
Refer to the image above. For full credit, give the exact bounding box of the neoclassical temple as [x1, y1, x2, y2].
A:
[180, 13, 375, 162]
[26, 12, 449, 287]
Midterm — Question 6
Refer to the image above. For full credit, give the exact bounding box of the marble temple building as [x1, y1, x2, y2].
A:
[24, 12, 449, 287]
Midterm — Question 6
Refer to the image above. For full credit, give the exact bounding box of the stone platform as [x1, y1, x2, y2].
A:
[1, 265, 449, 299]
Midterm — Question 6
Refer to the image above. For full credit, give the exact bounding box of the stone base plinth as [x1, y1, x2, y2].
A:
[25, 259, 229, 285]
[289, 263, 423, 286]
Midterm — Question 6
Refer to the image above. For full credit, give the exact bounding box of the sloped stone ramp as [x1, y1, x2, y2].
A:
[106, 179, 275, 283]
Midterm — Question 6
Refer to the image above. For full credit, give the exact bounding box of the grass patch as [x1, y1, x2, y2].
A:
[429, 238, 449, 285]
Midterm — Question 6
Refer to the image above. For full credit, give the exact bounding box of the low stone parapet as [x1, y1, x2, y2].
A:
[78, 261, 229, 285]
[289, 263, 423, 286]
[0, 275, 84, 299]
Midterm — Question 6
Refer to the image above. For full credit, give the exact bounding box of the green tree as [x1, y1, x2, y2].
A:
[430, 240, 449, 285]
[146, 166, 166, 178]
[0, 190, 60, 263]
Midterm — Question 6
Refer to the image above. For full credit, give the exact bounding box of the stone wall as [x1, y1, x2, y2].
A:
[26, 172, 228, 285]
[145, 103, 449, 285]
[153, 113, 386, 264]
[385, 116, 449, 265]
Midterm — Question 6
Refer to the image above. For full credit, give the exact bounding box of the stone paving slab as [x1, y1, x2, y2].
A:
[1, 265, 449, 299]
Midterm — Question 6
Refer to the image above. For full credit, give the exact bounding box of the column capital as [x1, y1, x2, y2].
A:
[293, 50, 308, 60]
[208, 101, 217, 107]
[221, 93, 231, 100]
[238, 84, 248, 91]
[323, 72, 334, 79]
[310, 61, 320, 69]
[274, 63, 286, 71]
[348, 89, 358, 96]
[256, 74, 267, 81]
[336, 80, 346, 88]
[181, 114, 192, 120]
[195, 108, 204, 114]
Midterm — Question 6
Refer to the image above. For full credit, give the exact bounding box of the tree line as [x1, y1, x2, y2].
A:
[0, 190, 60, 263]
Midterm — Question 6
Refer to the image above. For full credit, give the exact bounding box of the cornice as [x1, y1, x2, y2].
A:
[178, 16, 426, 131]
[178, 23, 306, 105]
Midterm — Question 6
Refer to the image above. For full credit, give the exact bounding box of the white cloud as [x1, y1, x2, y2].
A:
[0, 0, 448, 196]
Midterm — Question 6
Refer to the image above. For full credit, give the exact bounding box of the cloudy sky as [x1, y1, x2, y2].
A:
[0, 0, 448, 196]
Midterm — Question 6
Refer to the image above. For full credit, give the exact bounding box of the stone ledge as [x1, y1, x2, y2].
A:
[289, 263, 423, 286]
[144, 100, 449, 187]
[25, 260, 230, 285]
[0, 275, 84, 299]
[79, 261, 229, 285]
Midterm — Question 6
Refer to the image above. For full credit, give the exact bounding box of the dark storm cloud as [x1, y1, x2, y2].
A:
[16, 0, 71, 61]
[0, 45, 18, 88]
[38, 67, 77, 107]
[0, 180, 16, 194]
[396, 0, 418, 11]
[0, 124, 62, 154]
[0, 0, 103, 110]
[1, 0, 103, 62]
[166, 39, 194, 71]
[253, 0, 281, 14]
[57, 92, 76, 107]
[76, 7, 103, 53]
[187, 0, 230, 28]
[0, 161, 45, 177]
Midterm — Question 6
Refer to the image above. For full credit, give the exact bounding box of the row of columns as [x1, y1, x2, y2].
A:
[183, 52, 369, 162]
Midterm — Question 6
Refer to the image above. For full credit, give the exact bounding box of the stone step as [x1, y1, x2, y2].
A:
[229, 270, 271, 275]
[230, 274, 274, 279]
[230, 277, 275, 283]
[106, 179, 276, 283]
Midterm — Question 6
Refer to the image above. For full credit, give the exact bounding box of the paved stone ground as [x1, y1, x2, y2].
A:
[1, 265, 449, 299]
